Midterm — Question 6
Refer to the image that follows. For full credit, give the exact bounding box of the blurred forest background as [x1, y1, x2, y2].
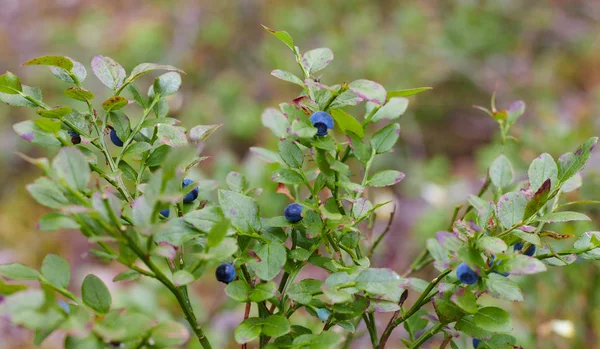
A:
[1, 0, 599, 348]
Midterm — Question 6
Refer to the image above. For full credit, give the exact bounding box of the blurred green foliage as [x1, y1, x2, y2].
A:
[0, 1, 599, 348]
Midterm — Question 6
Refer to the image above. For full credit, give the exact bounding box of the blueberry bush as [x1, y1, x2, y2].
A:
[0, 26, 598, 349]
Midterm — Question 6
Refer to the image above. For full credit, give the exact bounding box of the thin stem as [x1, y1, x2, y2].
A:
[369, 204, 396, 257]
[378, 269, 451, 349]
[409, 322, 444, 348]
[115, 96, 160, 167]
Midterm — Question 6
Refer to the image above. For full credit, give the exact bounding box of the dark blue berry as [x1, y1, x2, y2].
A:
[473, 338, 481, 348]
[160, 209, 170, 218]
[182, 178, 199, 204]
[514, 243, 536, 256]
[110, 128, 124, 147]
[68, 130, 79, 137]
[524, 245, 536, 256]
[456, 262, 479, 285]
[215, 263, 236, 284]
[310, 111, 334, 136]
[284, 203, 303, 223]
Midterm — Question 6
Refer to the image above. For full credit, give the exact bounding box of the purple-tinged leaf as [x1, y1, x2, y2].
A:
[91, 55, 126, 90]
[523, 178, 551, 220]
[349, 79, 387, 105]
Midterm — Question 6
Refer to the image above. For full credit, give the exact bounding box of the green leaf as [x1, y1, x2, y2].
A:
[250, 282, 278, 302]
[451, 287, 478, 314]
[127, 63, 184, 84]
[41, 254, 70, 289]
[288, 279, 322, 305]
[109, 111, 131, 142]
[1, 85, 42, 107]
[433, 291, 465, 324]
[0, 278, 27, 295]
[371, 97, 409, 122]
[278, 140, 304, 168]
[102, 96, 127, 111]
[38, 212, 79, 231]
[573, 231, 600, 259]
[455, 316, 492, 340]
[477, 237, 507, 255]
[52, 147, 91, 191]
[271, 69, 304, 87]
[292, 331, 342, 348]
[474, 307, 512, 333]
[218, 190, 261, 233]
[330, 109, 364, 138]
[348, 79, 387, 105]
[48, 57, 87, 83]
[528, 153, 558, 192]
[355, 268, 404, 300]
[262, 315, 291, 337]
[26, 177, 70, 209]
[537, 211, 591, 223]
[483, 274, 523, 302]
[496, 192, 527, 229]
[490, 155, 514, 189]
[387, 87, 432, 97]
[14, 120, 61, 148]
[123, 142, 151, 156]
[112, 270, 140, 282]
[35, 118, 61, 133]
[188, 124, 222, 143]
[0, 71, 22, 94]
[250, 147, 283, 164]
[0, 263, 40, 280]
[36, 107, 73, 119]
[64, 88, 94, 102]
[511, 229, 541, 246]
[500, 255, 546, 275]
[235, 316, 290, 344]
[367, 170, 405, 187]
[371, 123, 400, 154]
[225, 280, 253, 302]
[261, 108, 290, 138]
[81, 274, 111, 314]
[301, 48, 334, 74]
[235, 318, 262, 344]
[262, 25, 295, 52]
[157, 124, 188, 147]
[207, 219, 229, 248]
[23, 55, 74, 71]
[91, 55, 126, 90]
[153, 72, 182, 96]
[558, 137, 598, 183]
[248, 242, 287, 281]
[173, 270, 195, 286]
[272, 168, 304, 185]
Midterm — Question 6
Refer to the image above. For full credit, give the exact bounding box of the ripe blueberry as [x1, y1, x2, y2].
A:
[310, 111, 334, 136]
[456, 262, 479, 285]
[472, 338, 481, 348]
[160, 209, 170, 218]
[215, 263, 236, 284]
[68, 131, 81, 145]
[514, 242, 536, 256]
[284, 203, 303, 223]
[182, 178, 199, 203]
[110, 128, 124, 147]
